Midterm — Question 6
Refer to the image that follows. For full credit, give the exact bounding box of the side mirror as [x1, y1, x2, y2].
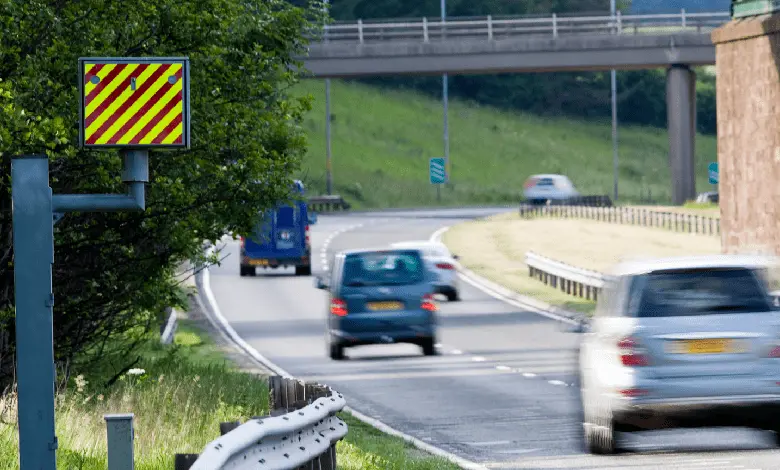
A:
[308, 212, 318, 225]
[314, 276, 328, 290]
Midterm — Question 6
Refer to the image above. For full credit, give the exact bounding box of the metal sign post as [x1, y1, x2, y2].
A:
[11, 56, 190, 470]
[708, 161, 719, 189]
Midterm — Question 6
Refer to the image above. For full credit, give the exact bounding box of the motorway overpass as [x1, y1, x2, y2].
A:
[298, 11, 731, 205]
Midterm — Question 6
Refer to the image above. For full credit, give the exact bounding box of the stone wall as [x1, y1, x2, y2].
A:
[712, 16, 780, 255]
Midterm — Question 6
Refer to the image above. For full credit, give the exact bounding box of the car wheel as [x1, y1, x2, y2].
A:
[447, 289, 460, 302]
[240, 266, 254, 277]
[421, 337, 437, 356]
[582, 383, 624, 454]
[328, 338, 345, 361]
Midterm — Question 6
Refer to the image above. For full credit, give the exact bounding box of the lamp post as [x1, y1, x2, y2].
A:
[610, 0, 619, 202]
[441, 0, 449, 202]
[324, 0, 332, 195]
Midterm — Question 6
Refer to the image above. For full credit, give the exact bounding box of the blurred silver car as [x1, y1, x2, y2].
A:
[391, 241, 460, 301]
[523, 174, 579, 205]
[578, 255, 780, 454]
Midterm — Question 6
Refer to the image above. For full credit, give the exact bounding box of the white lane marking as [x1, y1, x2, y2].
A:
[472, 356, 486, 362]
[466, 440, 511, 447]
[548, 380, 566, 386]
[496, 448, 541, 455]
[496, 365, 511, 371]
[434, 343, 443, 349]
[522, 372, 537, 378]
[200, 259, 489, 470]
[451, 349, 463, 355]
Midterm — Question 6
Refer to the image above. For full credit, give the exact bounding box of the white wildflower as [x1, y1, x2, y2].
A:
[126, 368, 146, 376]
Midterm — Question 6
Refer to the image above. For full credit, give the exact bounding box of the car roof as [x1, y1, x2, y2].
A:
[338, 247, 424, 257]
[610, 254, 778, 277]
[528, 174, 569, 180]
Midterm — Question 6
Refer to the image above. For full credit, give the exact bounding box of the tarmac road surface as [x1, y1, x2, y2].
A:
[206, 208, 780, 469]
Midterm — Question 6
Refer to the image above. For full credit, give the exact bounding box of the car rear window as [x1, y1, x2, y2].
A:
[536, 178, 555, 187]
[342, 250, 425, 287]
[634, 268, 772, 317]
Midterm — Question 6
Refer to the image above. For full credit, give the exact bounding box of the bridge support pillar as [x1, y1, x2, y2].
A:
[666, 64, 697, 206]
[712, 16, 780, 255]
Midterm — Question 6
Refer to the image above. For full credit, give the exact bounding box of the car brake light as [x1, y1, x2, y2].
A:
[523, 178, 537, 189]
[422, 293, 437, 312]
[330, 298, 347, 316]
[618, 336, 649, 367]
[305, 225, 310, 245]
[435, 262, 455, 270]
[619, 388, 649, 397]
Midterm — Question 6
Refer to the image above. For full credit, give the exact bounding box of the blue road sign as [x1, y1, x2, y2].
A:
[429, 157, 447, 184]
[708, 162, 719, 185]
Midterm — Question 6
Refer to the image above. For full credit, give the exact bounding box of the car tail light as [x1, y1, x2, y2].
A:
[422, 293, 437, 312]
[305, 225, 310, 246]
[330, 298, 347, 317]
[523, 178, 537, 189]
[619, 388, 649, 398]
[618, 336, 649, 367]
[435, 262, 455, 270]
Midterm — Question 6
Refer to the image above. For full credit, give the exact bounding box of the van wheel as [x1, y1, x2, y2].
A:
[421, 338, 437, 356]
[295, 265, 312, 276]
[240, 266, 255, 277]
[447, 290, 460, 302]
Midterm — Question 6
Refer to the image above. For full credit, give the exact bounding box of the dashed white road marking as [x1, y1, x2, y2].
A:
[472, 356, 486, 362]
[548, 379, 566, 386]
[522, 372, 537, 378]
[451, 349, 463, 355]
[496, 365, 511, 371]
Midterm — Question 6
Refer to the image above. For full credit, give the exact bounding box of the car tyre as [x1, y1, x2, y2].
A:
[421, 337, 437, 356]
[329, 340, 345, 361]
[447, 289, 460, 302]
[240, 266, 255, 277]
[582, 381, 624, 454]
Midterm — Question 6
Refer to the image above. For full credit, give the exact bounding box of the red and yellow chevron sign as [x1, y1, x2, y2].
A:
[79, 57, 190, 149]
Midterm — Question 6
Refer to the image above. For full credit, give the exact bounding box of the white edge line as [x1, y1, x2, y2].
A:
[200, 242, 489, 470]
[430, 225, 580, 326]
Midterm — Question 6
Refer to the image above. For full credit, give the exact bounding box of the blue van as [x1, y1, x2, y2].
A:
[239, 181, 314, 277]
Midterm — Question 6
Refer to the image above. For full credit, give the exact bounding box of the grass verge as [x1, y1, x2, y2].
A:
[296, 79, 717, 208]
[442, 213, 722, 315]
[0, 304, 459, 470]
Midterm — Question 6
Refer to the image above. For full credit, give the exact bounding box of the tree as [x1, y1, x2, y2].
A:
[0, 0, 322, 388]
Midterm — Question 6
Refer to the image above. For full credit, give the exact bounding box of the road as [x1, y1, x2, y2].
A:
[207, 208, 780, 469]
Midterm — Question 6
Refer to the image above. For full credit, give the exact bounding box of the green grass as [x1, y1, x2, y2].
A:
[296, 79, 718, 209]
[0, 319, 458, 469]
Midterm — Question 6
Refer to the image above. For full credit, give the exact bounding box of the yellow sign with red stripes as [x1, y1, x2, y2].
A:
[78, 57, 190, 149]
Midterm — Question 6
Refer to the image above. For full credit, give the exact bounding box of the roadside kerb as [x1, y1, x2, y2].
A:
[196, 245, 490, 470]
[519, 204, 721, 236]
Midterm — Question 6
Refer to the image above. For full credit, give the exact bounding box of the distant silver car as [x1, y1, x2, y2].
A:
[523, 174, 579, 205]
[391, 241, 460, 301]
[578, 255, 780, 454]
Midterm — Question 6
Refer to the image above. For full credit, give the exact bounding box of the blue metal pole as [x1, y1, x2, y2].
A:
[11, 155, 58, 470]
[441, 0, 449, 197]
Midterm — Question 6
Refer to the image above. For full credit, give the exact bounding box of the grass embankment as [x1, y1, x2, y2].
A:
[442, 213, 722, 315]
[0, 314, 457, 470]
[296, 79, 718, 209]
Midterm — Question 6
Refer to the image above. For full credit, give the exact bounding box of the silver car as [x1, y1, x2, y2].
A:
[391, 241, 460, 301]
[577, 255, 780, 454]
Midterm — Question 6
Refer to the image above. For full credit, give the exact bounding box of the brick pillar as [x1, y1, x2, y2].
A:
[712, 16, 780, 255]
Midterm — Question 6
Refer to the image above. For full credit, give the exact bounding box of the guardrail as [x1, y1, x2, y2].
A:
[519, 204, 721, 236]
[308, 195, 351, 213]
[526, 251, 614, 301]
[314, 10, 730, 44]
[175, 375, 347, 470]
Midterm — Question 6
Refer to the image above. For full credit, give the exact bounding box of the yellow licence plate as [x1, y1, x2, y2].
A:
[367, 301, 403, 311]
[669, 338, 733, 354]
[249, 259, 269, 266]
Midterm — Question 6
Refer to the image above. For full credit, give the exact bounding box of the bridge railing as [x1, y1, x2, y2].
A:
[312, 11, 730, 44]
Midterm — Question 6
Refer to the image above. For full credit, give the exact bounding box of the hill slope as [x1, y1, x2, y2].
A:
[296, 80, 717, 209]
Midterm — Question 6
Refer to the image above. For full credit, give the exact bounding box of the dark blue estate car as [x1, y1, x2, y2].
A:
[315, 248, 439, 360]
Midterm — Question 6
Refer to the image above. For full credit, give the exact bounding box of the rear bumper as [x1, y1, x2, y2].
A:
[241, 254, 310, 267]
[612, 394, 780, 430]
[330, 325, 436, 346]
